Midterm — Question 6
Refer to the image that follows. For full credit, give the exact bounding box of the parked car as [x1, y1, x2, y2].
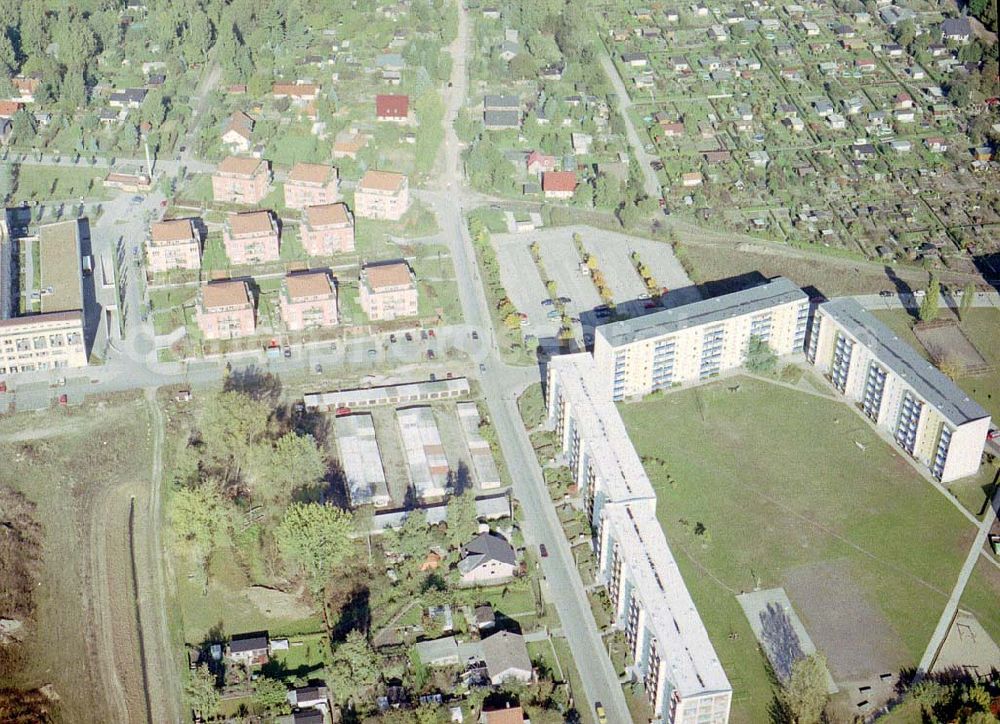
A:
[0, 381, 6, 393]
[314, 364, 323, 374]
[57, 394, 68, 406]
[988, 429, 1000, 441]
[471, 330, 479, 340]
[283, 346, 292, 358]
[420, 329, 428, 340]
[541, 298, 554, 306]
[479, 363, 486, 373]
[558, 296, 571, 304]
[539, 544, 548, 558]
[390, 333, 397, 343]
[428, 329, 436, 338]
[367, 349, 377, 359]
[427, 349, 435, 359]
[335, 407, 352, 417]
[595, 702, 607, 723]
[405, 332, 413, 342]
[879, 290, 893, 297]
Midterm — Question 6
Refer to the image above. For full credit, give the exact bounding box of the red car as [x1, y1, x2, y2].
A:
[0, 380, 6, 393]
[988, 429, 1000, 441]
[335, 406, 352, 417]
[57, 394, 68, 406]
[427, 329, 436, 338]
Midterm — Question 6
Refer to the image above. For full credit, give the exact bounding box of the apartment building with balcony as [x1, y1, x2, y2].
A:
[546, 353, 732, 724]
[807, 298, 990, 482]
[354, 170, 410, 221]
[195, 280, 256, 340]
[284, 162, 340, 209]
[280, 271, 338, 331]
[223, 211, 280, 264]
[147, 218, 201, 272]
[358, 260, 418, 321]
[300, 202, 355, 255]
[593, 277, 809, 400]
[211, 156, 272, 204]
[0, 220, 87, 374]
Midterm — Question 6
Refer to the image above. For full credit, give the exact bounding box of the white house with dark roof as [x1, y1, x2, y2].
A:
[458, 531, 517, 584]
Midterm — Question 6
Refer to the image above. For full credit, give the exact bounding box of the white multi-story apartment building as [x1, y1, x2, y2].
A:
[547, 353, 732, 724]
[593, 277, 809, 399]
[807, 298, 990, 482]
[1, 220, 88, 374]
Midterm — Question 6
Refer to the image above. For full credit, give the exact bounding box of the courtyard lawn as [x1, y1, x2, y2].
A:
[619, 376, 978, 724]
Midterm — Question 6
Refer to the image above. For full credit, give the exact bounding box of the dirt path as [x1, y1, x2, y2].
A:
[137, 390, 182, 723]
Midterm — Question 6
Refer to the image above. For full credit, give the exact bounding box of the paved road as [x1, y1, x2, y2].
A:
[599, 53, 661, 199]
[435, 6, 633, 722]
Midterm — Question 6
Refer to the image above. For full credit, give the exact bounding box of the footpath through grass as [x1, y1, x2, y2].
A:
[619, 376, 978, 723]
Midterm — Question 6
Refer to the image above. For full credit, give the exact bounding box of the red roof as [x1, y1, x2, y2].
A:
[542, 171, 577, 193]
[0, 101, 23, 118]
[375, 94, 409, 119]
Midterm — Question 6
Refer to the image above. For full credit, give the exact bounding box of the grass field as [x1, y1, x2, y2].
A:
[11, 165, 109, 203]
[619, 377, 979, 724]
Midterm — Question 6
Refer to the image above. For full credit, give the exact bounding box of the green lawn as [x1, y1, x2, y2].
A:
[11, 165, 109, 203]
[149, 286, 198, 335]
[619, 376, 978, 724]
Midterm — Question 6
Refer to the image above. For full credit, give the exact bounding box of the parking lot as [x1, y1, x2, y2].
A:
[493, 225, 699, 344]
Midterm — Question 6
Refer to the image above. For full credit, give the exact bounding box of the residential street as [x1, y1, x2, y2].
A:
[599, 52, 661, 199]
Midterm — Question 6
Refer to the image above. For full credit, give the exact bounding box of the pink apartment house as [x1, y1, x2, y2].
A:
[212, 156, 272, 204]
[280, 271, 339, 331]
[358, 260, 418, 321]
[284, 162, 340, 209]
[223, 211, 280, 264]
[300, 203, 355, 255]
[195, 280, 256, 340]
[147, 218, 201, 272]
[354, 170, 410, 221]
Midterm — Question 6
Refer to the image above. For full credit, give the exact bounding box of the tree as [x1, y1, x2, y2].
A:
[327, 630, 381, 704]
[249, 432, 326, 504]
[185, 665, 220, 718]
[918, 276, 940, 322]
[445, 491, 477, 549]
[252, 676, 291, 714]
[778, 653, 830, 724]
[200, 391, 271, 473]
[386, 509, 433, 559]
[745, 336, 778, 374]
[9, 109, 37, 147]
[275, 502, 354, 588]
[958, 282, 975, 320]
[169, 481, 229, 565]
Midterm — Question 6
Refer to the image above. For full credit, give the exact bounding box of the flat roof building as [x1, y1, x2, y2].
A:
[594, 277, 809, 399]
[397, 406, 450, 501]
[0, 221, 88, 374]
[456, 402, 502, 489]
[547, 352, 732, 723]
[808, 298, 990, 482]
[334, 413, 391, 508]
[304, 377, 470, 411]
